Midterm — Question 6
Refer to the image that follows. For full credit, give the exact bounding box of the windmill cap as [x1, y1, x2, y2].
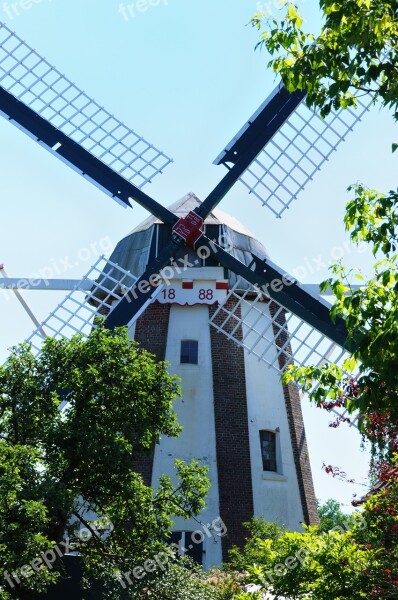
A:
[105, 192, 269, 289]
[129, 192, 257, 239]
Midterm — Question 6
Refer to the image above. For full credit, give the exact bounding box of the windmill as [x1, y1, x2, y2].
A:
[0, 21, 369, 566]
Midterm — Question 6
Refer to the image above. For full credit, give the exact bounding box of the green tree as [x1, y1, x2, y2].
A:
[222, 514, 386, 599]
[317, 498, 355, 533]
[227, 517, 285, 573]
[146, 560, 220, 600]
[251, 0, 398, 118]
[354, 455, 398, 598]
[251, 0, 398, 463]
[236, 464, 398, 599]
[0, 324, 210, 599]
[280, 181, 398, 462]
[236, 522, 380, 600]
[250, 3, 398, 596]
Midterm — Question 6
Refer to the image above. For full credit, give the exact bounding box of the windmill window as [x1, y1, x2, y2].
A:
[169, 531, 204, 564]
[259, 430, 277, 472]
[180, 340, 198, 364]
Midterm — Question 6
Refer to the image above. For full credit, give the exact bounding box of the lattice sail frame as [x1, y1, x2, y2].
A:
[238, 95, 372, 218]
[209, 279, 359, 428]
[0, 22, 172, 189]
[25, 256, 144, 355]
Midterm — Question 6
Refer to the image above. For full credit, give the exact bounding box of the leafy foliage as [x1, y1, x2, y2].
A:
[251, 0, 398, 117]
[251, 4, 398, 462]
[225, 513, 395, 599]
[317, 498, 356, 533]
[227, 518, 285, 573]
[282, 182, 398, 462]
[144, 560, 219, 600]
[238, 524, 380, 600]
[205, 570, 249, 600]
[0, 444, 59, 598]
[354, 456, 398, 598]
[0, 324, 210, 599]
[249, 4, 398, 595]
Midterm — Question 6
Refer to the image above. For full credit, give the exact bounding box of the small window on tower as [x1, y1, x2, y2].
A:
[169, 531, 203, 564]
[180, 340, 198, 364]
[259, 430, 277, 472]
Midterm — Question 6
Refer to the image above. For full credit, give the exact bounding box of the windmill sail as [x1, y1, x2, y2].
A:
[25, 256, 147, 355]
[22, 203, 359, 431]
[208, 276, 358, 427]
[214, 85, 372, 218]
[208, 277, 346, 371]
[0, 22, 172, 199]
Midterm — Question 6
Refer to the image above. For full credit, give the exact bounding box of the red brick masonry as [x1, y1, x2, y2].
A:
[209, 300, 255, 559]
[269, 301, 319, 525]
[134, 302, 171, 486]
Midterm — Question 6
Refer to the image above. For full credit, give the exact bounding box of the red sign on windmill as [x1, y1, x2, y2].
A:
[172, 211, 204, 247]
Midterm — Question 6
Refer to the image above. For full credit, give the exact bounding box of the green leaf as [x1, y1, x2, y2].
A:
[0, 325, 210, 597]
[287, 4, 303, 28]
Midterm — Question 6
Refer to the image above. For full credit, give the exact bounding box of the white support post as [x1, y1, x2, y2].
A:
[0, 264, 46, 338]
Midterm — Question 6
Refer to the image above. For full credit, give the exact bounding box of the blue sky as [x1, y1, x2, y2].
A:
[1, 0, 397, 510]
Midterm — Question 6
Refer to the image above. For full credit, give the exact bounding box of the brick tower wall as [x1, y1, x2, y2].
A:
[269, 301, 319, 525]
[209, 300, 255, 560]
[133, 302, 171, 486]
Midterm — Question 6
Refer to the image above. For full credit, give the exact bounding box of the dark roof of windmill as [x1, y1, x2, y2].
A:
[107, 192, 269, 284]
[131, 192, 258, 237]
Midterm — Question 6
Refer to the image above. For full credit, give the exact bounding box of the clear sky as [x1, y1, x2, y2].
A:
[1, 0, 397, 511]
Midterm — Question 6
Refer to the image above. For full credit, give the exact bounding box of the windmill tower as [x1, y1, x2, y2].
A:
[105, 192, 318, 565]
[0, 20, 367, 570]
